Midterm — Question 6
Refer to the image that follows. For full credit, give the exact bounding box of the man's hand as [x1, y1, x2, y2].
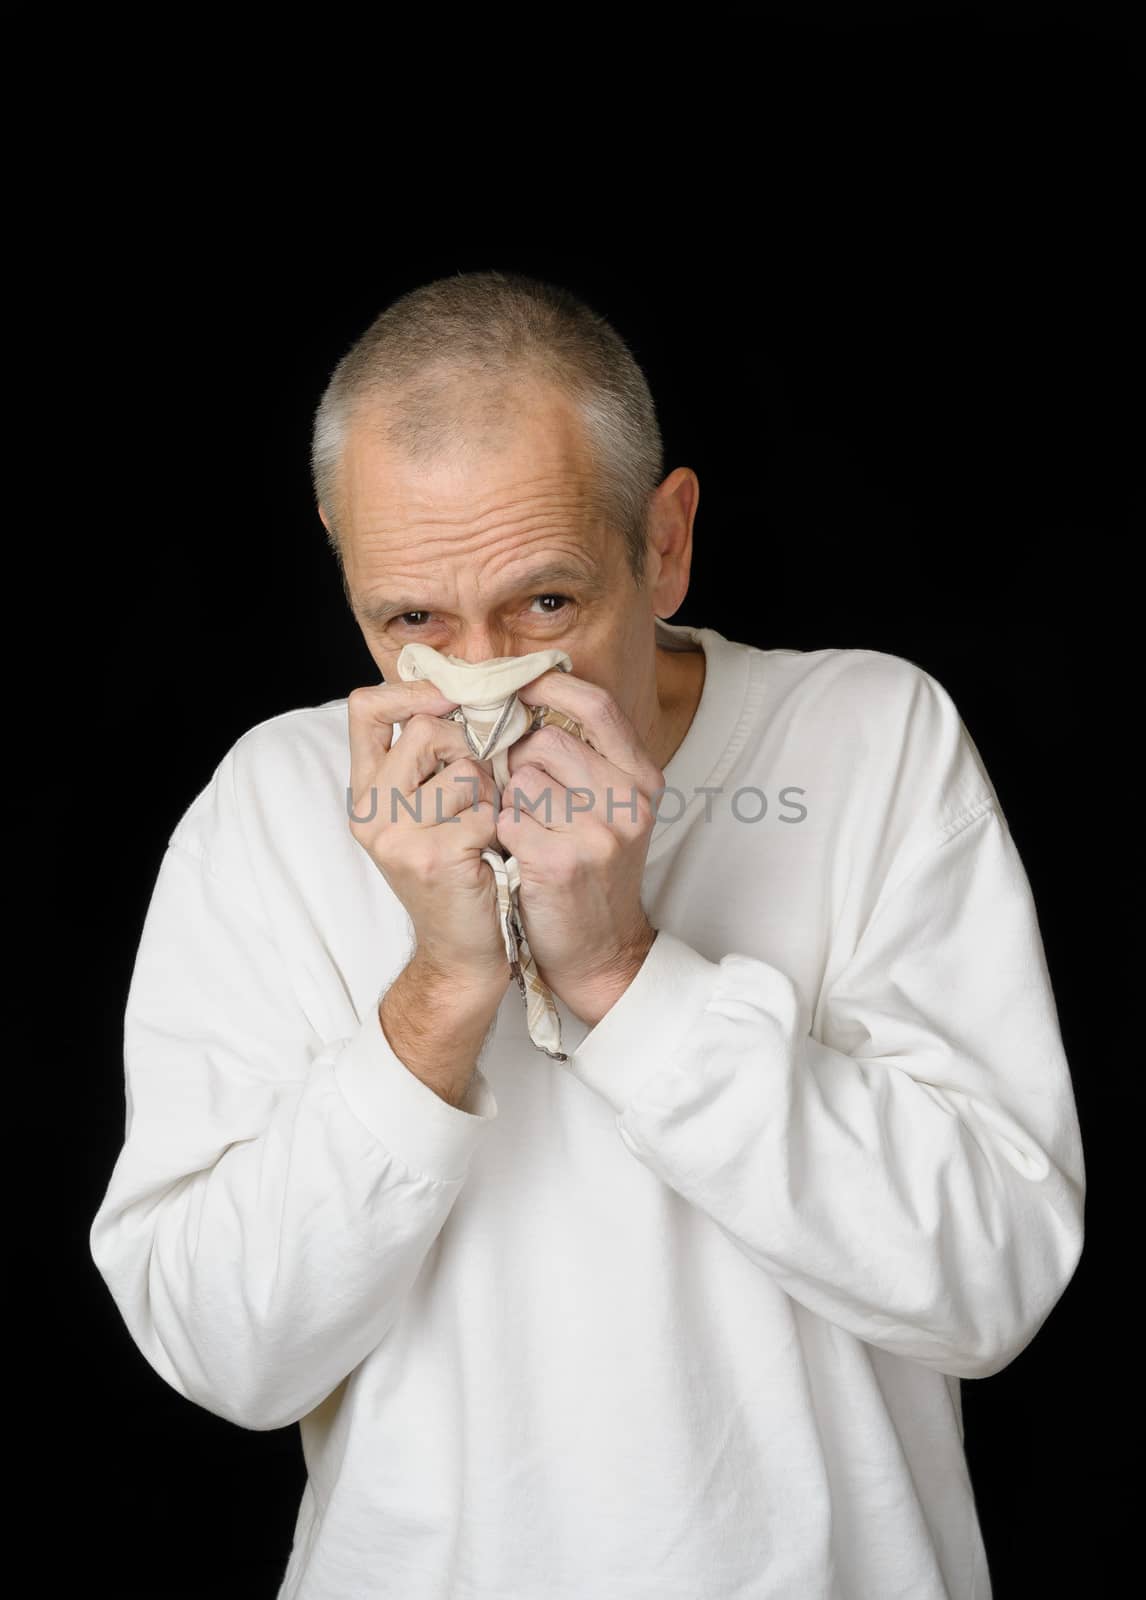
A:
[498, 671, 663, 1027]
[348, 680, 513, 999]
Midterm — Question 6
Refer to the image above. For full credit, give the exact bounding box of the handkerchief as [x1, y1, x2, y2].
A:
[395, 643, 585, 1061]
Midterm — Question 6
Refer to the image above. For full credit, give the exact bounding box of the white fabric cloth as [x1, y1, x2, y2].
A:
[395, 642, 581, 1059]
[88, 618, 1085, 1599]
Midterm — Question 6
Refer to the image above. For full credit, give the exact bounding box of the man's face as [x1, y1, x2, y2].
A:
[325, 378, 663, 722]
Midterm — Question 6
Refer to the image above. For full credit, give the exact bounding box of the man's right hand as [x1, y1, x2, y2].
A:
[347, 680, 513, 1002]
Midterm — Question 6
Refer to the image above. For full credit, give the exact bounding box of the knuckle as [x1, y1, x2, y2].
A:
[586, 684, 620, 724]
[402, 836, 437, 879]
[446, 756, 485, 785]
[590, 827, 621, 864]
[533, 724, 569, 755]
[403, 711, 438, 740]
[369, 818, 399, 855]
[346, 686, 377, 721]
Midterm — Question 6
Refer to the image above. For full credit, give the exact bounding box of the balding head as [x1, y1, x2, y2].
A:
[311, 270, 666, 591]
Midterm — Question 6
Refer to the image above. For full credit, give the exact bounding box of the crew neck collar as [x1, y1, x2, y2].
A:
[647, 617, 755, 859]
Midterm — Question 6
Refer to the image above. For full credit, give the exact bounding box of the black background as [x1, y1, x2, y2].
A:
[62, 8, 1142, 1597]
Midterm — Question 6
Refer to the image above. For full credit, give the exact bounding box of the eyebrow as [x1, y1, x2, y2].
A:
[358, 560, 608, 628]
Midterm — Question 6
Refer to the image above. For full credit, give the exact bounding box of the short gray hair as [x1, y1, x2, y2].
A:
[309, 269, 664, 587]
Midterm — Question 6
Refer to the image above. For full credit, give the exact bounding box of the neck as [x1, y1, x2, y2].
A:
[648, 640, 706, 771]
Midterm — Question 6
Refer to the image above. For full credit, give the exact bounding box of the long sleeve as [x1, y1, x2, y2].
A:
[89, 823, 499, 1433]
[567, 797, 1086, 1380]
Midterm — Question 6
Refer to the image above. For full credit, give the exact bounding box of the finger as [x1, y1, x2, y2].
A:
[505, 723, 624, 807]
[425, 792, 502, 853]
[512, 738, 652, 837]
[411, 756, 500, 828]
[347, 681, 459, 782]
[498, 764, 574, 833]
[514, 671, 664, 797]
[495, 798, 583, 872]
[382, 714, 478, 799]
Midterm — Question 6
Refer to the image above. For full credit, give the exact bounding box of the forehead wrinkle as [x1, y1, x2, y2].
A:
[366, 541, 599, 603]
[360, 478, 604, 542]
[357, 541, 607, 627]
[363, 505, 605, 576]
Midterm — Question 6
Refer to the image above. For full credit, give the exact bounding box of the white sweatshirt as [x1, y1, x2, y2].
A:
[89, 617, 1086, 1600]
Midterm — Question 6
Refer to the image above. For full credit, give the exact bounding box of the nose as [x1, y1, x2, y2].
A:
[451, 629, 514, 664]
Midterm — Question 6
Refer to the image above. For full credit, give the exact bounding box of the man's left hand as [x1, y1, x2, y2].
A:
[497, 670, 664, 1027]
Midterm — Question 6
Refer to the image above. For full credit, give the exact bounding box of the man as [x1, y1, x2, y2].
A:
[90, 270, 1086, 1599]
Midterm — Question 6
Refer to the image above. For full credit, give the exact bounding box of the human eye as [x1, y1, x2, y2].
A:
[527, 594, 573, 618]
[395, 612, 433, 629]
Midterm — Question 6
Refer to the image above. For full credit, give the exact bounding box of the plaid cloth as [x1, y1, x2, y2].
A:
[395, 644, 585, 1061]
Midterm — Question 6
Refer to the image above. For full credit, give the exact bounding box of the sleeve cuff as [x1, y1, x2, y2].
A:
[333, 1004, 498, 1183]
[566, 929, 723, 1114]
